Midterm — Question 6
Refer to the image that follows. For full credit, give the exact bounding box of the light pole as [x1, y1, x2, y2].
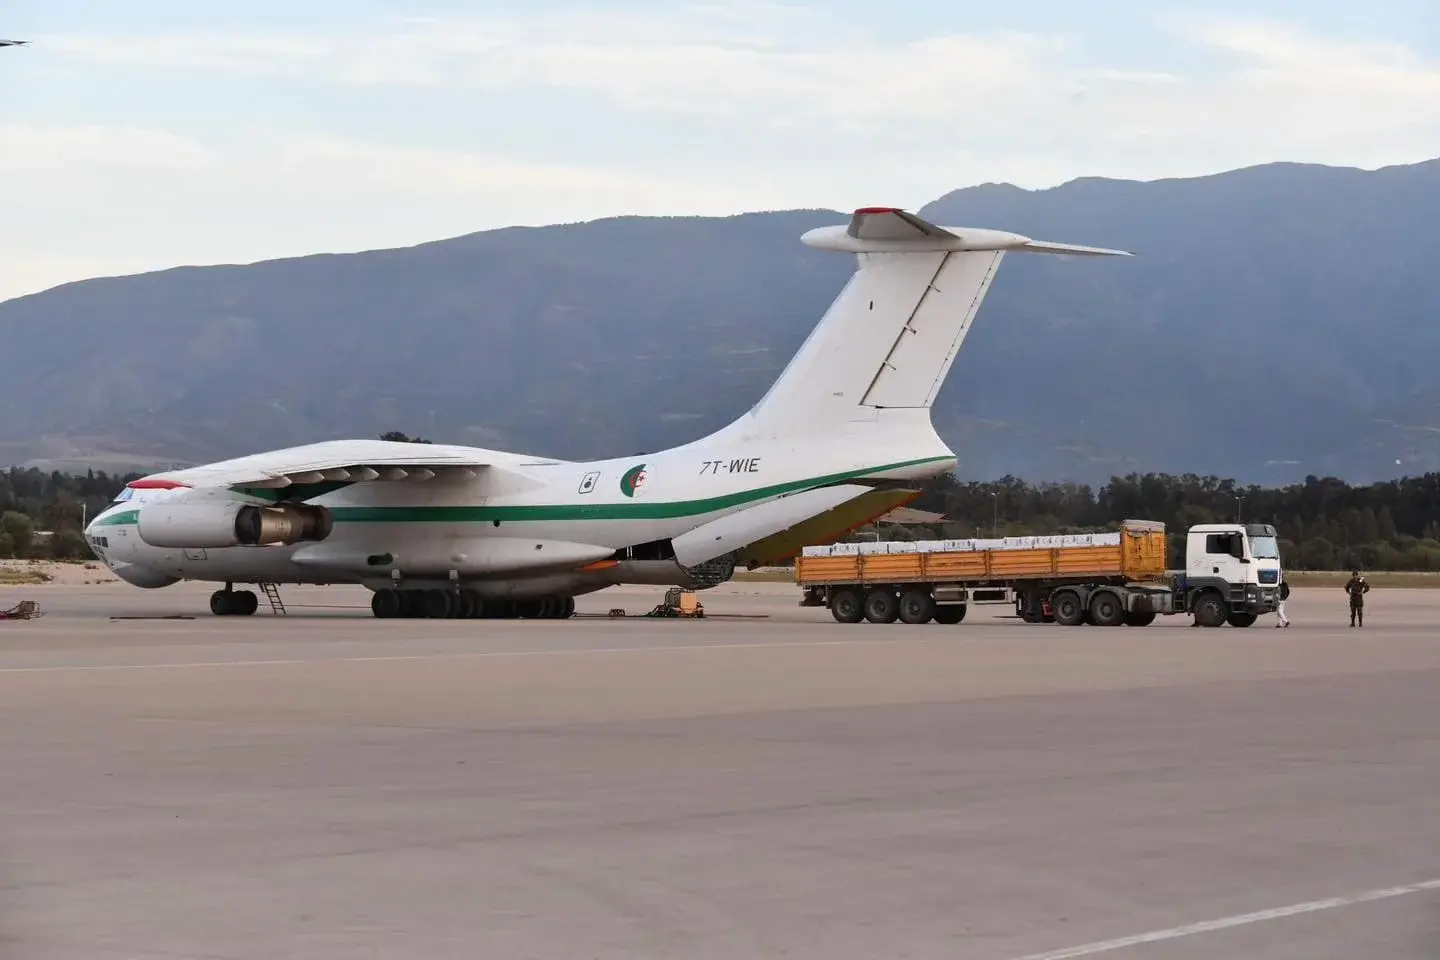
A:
[1235, 495, 1244, 523]
[990, 491, 999, 537]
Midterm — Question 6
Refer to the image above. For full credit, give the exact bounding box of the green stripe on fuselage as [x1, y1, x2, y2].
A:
[328, 456, 951, 524]
[94, 509, 140, 526]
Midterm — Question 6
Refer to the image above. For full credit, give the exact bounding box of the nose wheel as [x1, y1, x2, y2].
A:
[210, 588, 258, 616]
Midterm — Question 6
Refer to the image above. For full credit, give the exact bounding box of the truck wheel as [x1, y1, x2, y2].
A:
[898, 589, 936, 624]
[1226, 612, 1257, 628]
[864, 588, 900, 624]
[1193, 592, 1227, 628]
[1124, 610, 1156, 627]
[933, 603, 966, 624]
[829, 587, 864, 624]
[1052, 590, 1085, 626]
[1089, 591, 1125, 627]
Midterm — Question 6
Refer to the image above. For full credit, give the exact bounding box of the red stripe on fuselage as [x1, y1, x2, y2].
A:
[126, 478, 191, 490]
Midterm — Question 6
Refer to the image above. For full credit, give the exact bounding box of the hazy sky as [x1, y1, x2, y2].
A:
[2, 0, 1437, 302]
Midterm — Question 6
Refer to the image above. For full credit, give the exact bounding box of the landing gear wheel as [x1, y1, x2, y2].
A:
[1193, 593, 1227, 628]
[1124, 610, 1156, 627]
[1089, 591, 1125, 627]
[454, 590, 479, 619]
[829, 587, 864, 624]
[422, 590, 453, 619]
[1226, 612, 1257, 628]
[1052, 590, 1085, 626]
[897, 589, 936, 625]
[563, 597, 576, 618]
[863, 588, 900, 624]
[932, 603, 967, 625]
[371, 588, 401, 619]
[515, 599, 543, 619]
[210, 589, 257, 616]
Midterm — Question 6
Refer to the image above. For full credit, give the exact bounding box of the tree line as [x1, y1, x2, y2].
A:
[4, 457, 1440, 571]
[867, 472, 1440, 572]
[0, 466, 141, 560]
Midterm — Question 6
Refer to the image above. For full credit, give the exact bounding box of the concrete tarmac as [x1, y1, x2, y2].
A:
[0, 581, 1437, 959]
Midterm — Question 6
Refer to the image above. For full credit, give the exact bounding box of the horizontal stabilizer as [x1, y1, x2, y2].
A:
[804, 207, 1132, 257]
[1015, 239, 1133, 257]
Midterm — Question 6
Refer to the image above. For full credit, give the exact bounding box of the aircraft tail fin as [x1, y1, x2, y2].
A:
[726, 207, 1129, 439]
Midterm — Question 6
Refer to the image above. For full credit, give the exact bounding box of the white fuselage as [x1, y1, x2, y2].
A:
[87, 413, 954, 596]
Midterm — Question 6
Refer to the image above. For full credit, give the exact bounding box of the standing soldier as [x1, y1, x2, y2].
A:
[1344, 570, 1370, 627]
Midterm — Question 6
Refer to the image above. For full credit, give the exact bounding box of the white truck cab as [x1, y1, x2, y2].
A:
[1181, 522, 1283, 626]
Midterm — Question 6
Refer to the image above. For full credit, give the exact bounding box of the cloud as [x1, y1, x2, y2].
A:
[0, 124, 212, 171]
[40, 8, 1098, 120]
[42, 8, 1440, 155]
[264, 133, 766, 209]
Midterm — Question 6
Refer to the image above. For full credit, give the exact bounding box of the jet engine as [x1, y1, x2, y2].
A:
[137, 498, 332, 549]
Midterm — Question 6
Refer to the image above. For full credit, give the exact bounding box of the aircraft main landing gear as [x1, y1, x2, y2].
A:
[371, 588, 576, 620]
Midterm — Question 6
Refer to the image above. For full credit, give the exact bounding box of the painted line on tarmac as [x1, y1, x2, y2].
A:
[1008, 878, 1440, 959]
[0, 636, 919, 675]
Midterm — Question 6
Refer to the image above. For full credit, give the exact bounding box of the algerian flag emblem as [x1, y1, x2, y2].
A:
[619, 464, 648, 498]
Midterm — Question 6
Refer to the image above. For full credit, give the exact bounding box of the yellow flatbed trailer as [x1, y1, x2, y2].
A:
[794, 519, 1281, 628]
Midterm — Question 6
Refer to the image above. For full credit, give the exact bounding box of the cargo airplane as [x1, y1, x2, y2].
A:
[84, 207, 1129, 618]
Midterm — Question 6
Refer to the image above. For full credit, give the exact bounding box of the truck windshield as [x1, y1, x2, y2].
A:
[1251, 535, 1280, 559]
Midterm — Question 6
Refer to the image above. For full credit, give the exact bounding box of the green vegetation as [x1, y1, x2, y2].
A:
[0, 467, 140, 561]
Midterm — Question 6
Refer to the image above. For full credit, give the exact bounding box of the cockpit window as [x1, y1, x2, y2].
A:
[111, 487, 136, 505]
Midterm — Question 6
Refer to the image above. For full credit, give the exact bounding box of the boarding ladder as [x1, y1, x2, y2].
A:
[259, 582, 287, 616]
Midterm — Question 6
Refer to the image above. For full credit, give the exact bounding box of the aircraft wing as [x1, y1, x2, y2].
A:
[137, 440, 492, 491]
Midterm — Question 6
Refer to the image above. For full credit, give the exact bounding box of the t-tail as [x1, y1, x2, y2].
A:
[721, 207, 1131, 442]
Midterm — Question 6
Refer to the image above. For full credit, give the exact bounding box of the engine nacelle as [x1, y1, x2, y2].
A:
[137, 499, 332, 549]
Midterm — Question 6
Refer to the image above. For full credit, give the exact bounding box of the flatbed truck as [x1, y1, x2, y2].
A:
[796, 520, 1283, 628]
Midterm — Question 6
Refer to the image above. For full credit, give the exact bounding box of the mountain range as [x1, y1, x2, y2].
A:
[3, 157, 1439, 485]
